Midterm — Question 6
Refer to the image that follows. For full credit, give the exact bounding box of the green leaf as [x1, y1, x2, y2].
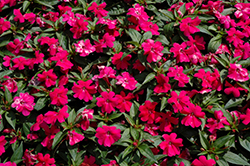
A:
[223, 151, 250, 165]
[239, 137, 250, 152]
[108, 113, 122, 120]
[130, 103, 139, 120]
[224, 98, 244, 109]
[196, 25, 214, 36]
[213, 135, 234, 149]
[127, 29, 142, 43]
[10, 142, 23, 162]
[160, 97, 167, 111]
[123, 113, 135, 126]
[56, 32, 67, 50]
[5, 111, 16, 130]
[199, 130, 210, 150]
[155, 35, 170, 45]
[207, 34, 222, 53]
[179, 3, 186, 16]
[4, 86, 12, 104]
[122, 145, 134, 159]
[163, 22, 175, 37]
[217, 159, 229, 166]
[52, 131, 65, 150]
[141, 31, 152, 43]
[22, 1, 30, 12]
[214, 56, 228, 68]
[68, 144, 78, 161]
[138, 143, 157, 163]
[0, 70, 13, 79]
[68, 109, 76, 124]
[159, 9, 175, 20]
[34, 98, 47, 111]
[130, 128, 140, 140]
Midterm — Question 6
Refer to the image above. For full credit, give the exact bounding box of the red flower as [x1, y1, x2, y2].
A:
[13, 9, 25, 23]
[116, 72, 138, 91]
[226, 28, 244, 47]
[127, 4, 149, 21]
[88, 2, 108, 18]
[167, 66, 189, 87]
[191, 156, 216, 166]
[224, 81, 247, 97]
[0, 18, 11, 34]
[44, 105, 69, 124]
[22, 149, 37, 166]
[41, 125, 60, 149]
[141, 39, 164, 63]
[168, 91, 191, 113]
[116, 91, 134, 113]
[95, 125, 121, 147]
[0, 136, 6, 156]
[50, 50, 73, 71]
[96, 91, 118, 114]
[228, 63, 249, 82]
[70, 18, 88, 39]
[139, 100, 159, 124]
[37, 69, 57, 88]
[159, 133, 183, 157]
[68, 130, 85, 146]
[111, 52, 131, 70]
[72, 80, 97, 102]
[35, 153, 56, 166]
[180, 17, 201, 37]
[50, 86, 68, 106]
[157, 112, 179, 132]
[154, 74, 171, 93]
[170, 42, 189, 63]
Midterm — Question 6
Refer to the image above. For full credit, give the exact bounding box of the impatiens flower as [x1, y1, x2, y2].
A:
[234, 43, 250, 60]
[96, 91, 118, 114]
[240, 108, 250, 125]
[224, 81, 247, 97]
[77, 109, 94, 130]
[12, 57, 29, 70]
[68, 130, 85, 146]
[72, 80, 97, 102]
[101, 160, 119, 166]
[103, 33, 115, 48]
[111, 52, 131, 70]
[0, 136, 6, 156]
[94, 66, 116, 83]
[13, 9, 25, 23]
[95, 125, 121, 147]
[22, 149, 37, 166]
[140, 21, 159, 35]
[41, 125, 60, 149]
[141, 39, 164, 63]
[11, 92, 35, 116]
[1, 76, 18, 93]
[37, 69, 57, 88]
[0, 161, 17, 166]
[36, 153, 56, 166]
[181, 104, 205, 128]
[24, 13, 36, 24]
[180, 17, 201, 37]
[159, 133, 183, 157]
[234, 3, 250, 20]
[168, 91, 191, 113]
[157, 112, 179, 132]
[70, 18, 88, 39]
[226, 28, 245, 47]
[144, 124, 159, 136]
[80, 156, 98, 166]
[50, 50, 73, 71]
[206, 110, 230, 134]
[116, 91, 134, 113]
[133, 59, 146, 72]
[154, 74, 171, 93]
[0, 18, 11, 34]
[30, 114, 46, 131]
[191, 155, 216, 166]
[88, 2, 108, 18]
[170, 42, 189, 63]
[228, 63, 249, 82]
[139, 100, 159, 124]
[127, 4, 149, 21]
[49, 86, 68, 106]
[167, 66, 189, 87]
[74, 39, 96, 57]
[44, 105, 69, 124]
[116, 72, 138, 91]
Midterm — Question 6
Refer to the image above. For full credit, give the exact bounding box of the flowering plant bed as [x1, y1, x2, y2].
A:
[0, 0, 250, 165]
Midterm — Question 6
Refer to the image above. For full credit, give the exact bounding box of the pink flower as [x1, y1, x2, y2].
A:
[30, 114, 46, 131]
[157, 112, 179, 132]
[168, 91, 191, 113]
[0, 18, 11, 34]
[49, 86, 68, 106]
[37, 69, 57, 88]
[74, 39, 96, 57]
[234, 3, 250, 20]
[88, 2, 108, 18]
[228, 64, 249, 82]
[181, 104, 205, 128]
[68, 130, 84, 146]
[81, 156, 98, 166]
[111, 52, 131, 70]
[133, 59, 146, 72]
[101, 160, 119, 166]
[22, 149, 37, 166]
[159, 133, 183, 157]
[167, 66, 189, 87]
[180, 17, 201, 37]
[72, 80, 97, 102]
[234, 43, 250, 60]
[0, 136, 6, 156]
[35, 153, 56, 166]
[103, 33, 115, 48]
[78, 109, 94, 130]
[41, 125, 60, 149]
[154, 74, 171, 93]
[12, 57, 29, 70]
[24, 13, 36, 24]
[1, 76, 18, 93]
[240, 108, 250, 125]
[13, 9, 25, 23]
[191, 156, 216, 166]
[44, 105, 69, 124]
[144, 124, 159, 136]
[96, 91, 117, 114]
[139, 100, 159, 124]
[116, 72, 137, 91]
[127, 4, 149, 21]
[141, 39, 164, 63]
[11, 92, 35, 116]
[170, 42, 189, 63]
[116, 91, 134, 113]
[50, 50, 73, 71]
[70, 19, 88, 39]
[224, 81, 247, 97]
[226, 28, 244, 47]
[140, 21, 159, 35]
[0, 161, 17, 166]
[95, 125, 121, 147]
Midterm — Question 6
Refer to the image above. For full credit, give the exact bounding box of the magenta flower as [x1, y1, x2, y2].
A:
[44, 105, 69, 124]
[36, 153, 56, 166]
[157, 112, 179, 132]
[181, 104, 205, 128]
[88, 2, 108, 18]
[49, 86, 68, 106]
[180, 17, 201, 36]
[72, 80, 97, 102]
[41, 125, 60, 149]
[116, 91, 134, 113]
[224, 81, 247, 97]
[50, 50, 73, 71]
[170, 42, 189, 63]
[74, 39, 96, 57]
[103, 33, 115, 48]
[226, 28, 244, 47]
[159, 133, 183, 157]
[0, 161, 17, 166]
[11, 92, 35, 116]
[234, 43, 250, 60]
[70, 18, 88, 39]
[167, 66, 189, 87]
[139, 100, 159, 124]
[228, 64, 249, 82]
[81, 156, 98, 166]
[0, 18, 11, 34]
[140, 21, 159, 35]
[13, 9, 25, 23]
[68, 130, 85, 146]
[37, 69, 57, 88]
[116, 72, 138, 91]
[0, 136, 6, 156]
[240, 108, 250, 125]
[127, 4, 149, 21]
[22, 149, 37, 166]
[168, 91, 191, 113]
[191, 156, 216, 166]
[24, 13, 36, 24]
[78, 109, 94, 130]
[1, 76, 18, 93]
[234, 3, 250, 20]
[96, 91, 118, 114]
[141, 39, 164, 63]
[30, 114, 46, 131]
[154, 74, 171, 93]
[111, 52, 131, 70]
[95, 125, 121, 147]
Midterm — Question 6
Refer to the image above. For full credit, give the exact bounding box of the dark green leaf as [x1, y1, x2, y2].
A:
[127, 29, 142, 43]
[34, 0, 55, 8]
[22, 1, 30, 12]
[207, 34, 222, 53]
[159, 9, 175, 20]
[155, 35, 170, 45]
[108, 113, 122, 120]
[214, 56, 228, 68]
[123, 113, 135, 126]
[122, 145, 134, 159]
[4, 86, 12, 104]
[223, 151, 250, 165]
[138, 143, 157, 163]
[34, 98, 47, 111]
[213, 135, 234, 149]
[160, 97, 167, 111]
[163, 22, 175, 37]
[199, 130, 210, 150]
[197, 25, 214, 36]
[52, 131, 64, 150]
[130, 128, 140, 140]
[141, 31, 152, 43]
[224, 98, 244, 109]
[5, 111, 16, 130]
[179, 3, 186, 16]
[10, 142, 23, 162]
[56, 32, 67, 50]
[239, 137, 250, 152]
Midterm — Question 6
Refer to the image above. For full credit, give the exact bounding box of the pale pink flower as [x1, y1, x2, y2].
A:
[228, 64, 249, 82]
[68, 130, 84, 146]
